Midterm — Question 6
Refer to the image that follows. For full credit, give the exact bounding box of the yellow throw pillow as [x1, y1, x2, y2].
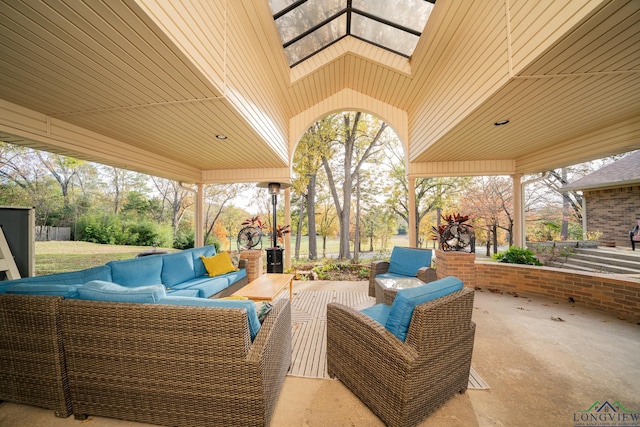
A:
[200, 253, 237, 277]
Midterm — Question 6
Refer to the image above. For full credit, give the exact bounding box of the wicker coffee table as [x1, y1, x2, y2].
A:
[374, 277, 425, 305]
[233, 273, 294, 301]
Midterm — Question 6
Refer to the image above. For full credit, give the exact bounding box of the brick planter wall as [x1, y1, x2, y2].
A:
[475, 261, 640, 322]
[239, 250, 263, 282]
[434, 250, 476, 288]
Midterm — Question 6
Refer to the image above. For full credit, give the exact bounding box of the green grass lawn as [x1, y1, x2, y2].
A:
[34, 241, 176, 275]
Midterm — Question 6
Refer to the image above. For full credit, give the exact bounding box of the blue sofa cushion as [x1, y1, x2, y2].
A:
[219, 268, 247, 285]
[166, 289, 200, 297]
[188, 246, 217, 277]
[187, 276, 230, 298]
[387, 247, 432, 277]
[360, 303, 391, 326]
[108, 256, 163, 287]
[385, 276, 463, 341]
[161, 251, 195, 287]
[78, 281, 166, 303]
[1, 265, 112, 288]
[158, 296, 261, 340]
[6, 283, 81, 298]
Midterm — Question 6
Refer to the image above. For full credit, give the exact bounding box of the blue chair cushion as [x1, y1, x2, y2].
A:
[108, 256, 163, 287]
[161, 251, 195, 287]
[360, 303, 391, 326]
[158, 296, 261, 340]
[385, 276, 463, 341]
[77, 281, 166, 303]
[6, 283, 81, 298]
[387, 247, 432, 277]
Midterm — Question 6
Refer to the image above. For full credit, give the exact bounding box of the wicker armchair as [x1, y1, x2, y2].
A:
[61, 298, 291, 427]
[369, 247, 436, 297]
[327, 287, 475, 427]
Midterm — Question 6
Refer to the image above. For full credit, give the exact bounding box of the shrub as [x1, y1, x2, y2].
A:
[493, 247, 542, 266]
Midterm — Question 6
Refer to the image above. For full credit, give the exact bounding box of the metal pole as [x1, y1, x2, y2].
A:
[272, 193, 278, 248]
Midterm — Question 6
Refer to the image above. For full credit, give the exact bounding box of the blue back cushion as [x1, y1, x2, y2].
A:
[385, 276, 463, 341]
[360, 303, 392, 326]
[6, 283, 81, 298]
[108, 256, 163, 287]
[161, 251, 195, 287]
[158, 296, 261, 340]
[388, 247, 432, 277]
[77, 281, 166, 303]
[187, 246, 217, 277]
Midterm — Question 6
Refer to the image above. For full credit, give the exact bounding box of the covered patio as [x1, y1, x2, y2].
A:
[1, 279, 638, 426]
[1, 1, 640, 425]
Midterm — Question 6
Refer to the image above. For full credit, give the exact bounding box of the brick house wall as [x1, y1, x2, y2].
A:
[584, 185, 640, 248]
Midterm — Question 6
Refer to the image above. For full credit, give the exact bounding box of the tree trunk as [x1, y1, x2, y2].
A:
[295, 194, 305, 260]
[492, 224, 498, 255]
[353, 173, 360, 263]
[307, 174, 317, 260]
[322, 236, 327, 258]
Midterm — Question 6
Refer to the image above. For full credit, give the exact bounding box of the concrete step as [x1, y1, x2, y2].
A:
[570, 253, 640, 272]
[551, 256, 640, 275]
[574, 248, 640, 264]
[548, 261, 600, 273]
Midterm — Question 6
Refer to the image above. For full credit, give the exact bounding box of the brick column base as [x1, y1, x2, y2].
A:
[435, 250, 476, 288]
[240, 250, 263, 283]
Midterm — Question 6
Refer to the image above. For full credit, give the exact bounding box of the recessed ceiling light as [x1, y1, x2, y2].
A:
[494, 120, 510, 126]
[216, 134, 227, 139]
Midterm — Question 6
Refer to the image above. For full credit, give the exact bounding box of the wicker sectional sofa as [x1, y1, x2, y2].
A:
[0, 246, 293, 426]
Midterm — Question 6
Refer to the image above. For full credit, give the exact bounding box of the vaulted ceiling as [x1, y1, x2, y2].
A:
[0, 0, 638, 184]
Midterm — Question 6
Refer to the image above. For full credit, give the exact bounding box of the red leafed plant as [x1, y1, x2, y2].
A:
[274, 224, 291, 244]
[242, 216, 265, 229]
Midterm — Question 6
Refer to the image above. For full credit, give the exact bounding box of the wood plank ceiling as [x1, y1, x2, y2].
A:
[0, 0, 638, 183]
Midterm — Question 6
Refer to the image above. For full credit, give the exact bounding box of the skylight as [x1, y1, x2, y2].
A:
[269, 0, 436, 67]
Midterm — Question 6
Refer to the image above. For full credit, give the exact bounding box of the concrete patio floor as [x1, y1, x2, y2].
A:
[1, 280, 638, 427]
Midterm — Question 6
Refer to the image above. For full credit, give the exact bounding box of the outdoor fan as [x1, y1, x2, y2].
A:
[441, 222, 475, 251]
[433, 213, 476, 252]
[237, 225, 262, 250]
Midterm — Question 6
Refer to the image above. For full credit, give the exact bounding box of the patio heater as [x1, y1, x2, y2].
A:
[256, 181, 290, 273]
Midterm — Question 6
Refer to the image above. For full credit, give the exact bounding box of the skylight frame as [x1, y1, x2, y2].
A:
[270, 0, 436, 68]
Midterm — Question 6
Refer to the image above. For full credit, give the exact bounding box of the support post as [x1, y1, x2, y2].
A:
[195, 183, 204, 247]
[284, 187, 291, 270]
[512, 174, 523, 248]
[408, 176, 417, 247]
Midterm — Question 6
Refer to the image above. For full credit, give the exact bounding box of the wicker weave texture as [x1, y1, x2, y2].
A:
[327, 288, 475, 427]
[61, 298, 291, 427]
[0, 294, 72, 417]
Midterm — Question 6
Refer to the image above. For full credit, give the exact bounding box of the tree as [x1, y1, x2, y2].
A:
[321, 112, 388, 259]
[36, 152, 83, 211]
[459, 176, 513, 254]
[152, 178, 194, 238]
[385, 144, 466, 247]
[203, 183, 252, 246]
[293, 117, 336, 259]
